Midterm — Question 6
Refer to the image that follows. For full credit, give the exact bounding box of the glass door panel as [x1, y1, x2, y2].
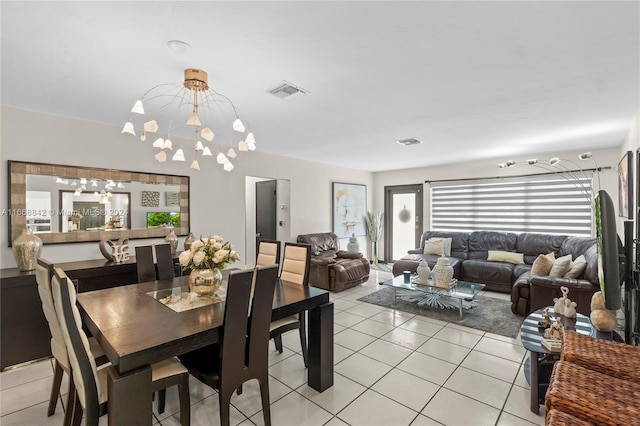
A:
[384, 184, 423, 262]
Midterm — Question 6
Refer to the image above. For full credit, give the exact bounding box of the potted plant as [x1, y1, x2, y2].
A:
[364, 211, 384, 265]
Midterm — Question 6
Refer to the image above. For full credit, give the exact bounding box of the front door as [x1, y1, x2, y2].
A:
[384, 184, 423, 262]
[255, 180, 277, 251]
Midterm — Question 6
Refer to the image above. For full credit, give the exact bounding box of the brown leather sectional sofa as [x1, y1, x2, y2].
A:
[392, 230, 599, 316]
[297, 232, 370, 292]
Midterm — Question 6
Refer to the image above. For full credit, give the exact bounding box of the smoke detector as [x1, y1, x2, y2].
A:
[397, 138, 423, 146]
[266, 81, 309, 101]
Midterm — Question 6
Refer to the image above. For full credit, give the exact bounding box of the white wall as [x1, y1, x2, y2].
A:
[1, 107, 373, 268]
[373, 146, 624, 260]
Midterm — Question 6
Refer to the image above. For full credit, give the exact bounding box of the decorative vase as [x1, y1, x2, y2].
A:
[416, 260, 431, 284]
[189, 268, 222, 296]
[371, 241, 379, 265]
[165, 230, 178, 255]
[432, 257, 453, 288]
[347, 234, 360, 252]
[12, 227, 43, 271]
[183, 233, 194, 251]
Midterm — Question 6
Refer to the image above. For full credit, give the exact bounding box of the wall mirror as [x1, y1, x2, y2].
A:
[8, 161, 189, 245]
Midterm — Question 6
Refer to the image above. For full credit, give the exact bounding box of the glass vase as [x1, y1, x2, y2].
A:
[371, 241, 379, 265]
[189, 268, 222, 296]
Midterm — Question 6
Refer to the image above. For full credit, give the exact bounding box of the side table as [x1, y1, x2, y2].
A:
[519, 307, 594, 414]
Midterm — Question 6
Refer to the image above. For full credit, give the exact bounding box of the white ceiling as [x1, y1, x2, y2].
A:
[2, 1, 639, 172]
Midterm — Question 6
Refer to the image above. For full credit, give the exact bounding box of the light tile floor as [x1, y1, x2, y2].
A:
[0, 270, 544, 425]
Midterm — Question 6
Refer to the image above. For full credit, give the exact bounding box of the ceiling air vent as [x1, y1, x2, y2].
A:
[266, 81, 309, 101]
[397, 138, 423, 146]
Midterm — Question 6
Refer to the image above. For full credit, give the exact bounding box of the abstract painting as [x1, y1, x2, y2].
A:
[332, 182, 366, 238]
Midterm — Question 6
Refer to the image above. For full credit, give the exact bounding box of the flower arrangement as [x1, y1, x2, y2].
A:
[178, 235, 240, 271]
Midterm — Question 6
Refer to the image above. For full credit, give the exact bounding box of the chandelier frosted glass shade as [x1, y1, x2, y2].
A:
[122, 68, 255, 171]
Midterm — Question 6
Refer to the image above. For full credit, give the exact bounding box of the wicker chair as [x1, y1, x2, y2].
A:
[560, 331, 640, 383]
[545, 361, 640, 425]
[546, 409, 592, 426]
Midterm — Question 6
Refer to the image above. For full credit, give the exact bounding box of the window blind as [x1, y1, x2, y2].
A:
[430, 173, 594, 237]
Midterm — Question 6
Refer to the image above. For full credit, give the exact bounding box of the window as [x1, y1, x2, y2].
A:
[430, 172, 594, 237]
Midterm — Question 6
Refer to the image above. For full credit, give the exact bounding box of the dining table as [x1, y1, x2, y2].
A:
[76, 272, 334, 426]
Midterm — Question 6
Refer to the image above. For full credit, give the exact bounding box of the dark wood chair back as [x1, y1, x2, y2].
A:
[155, 244, 175, 280]
[135, 245, 156, 283]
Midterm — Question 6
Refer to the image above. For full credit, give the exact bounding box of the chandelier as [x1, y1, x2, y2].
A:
[121, 68, 255, 171]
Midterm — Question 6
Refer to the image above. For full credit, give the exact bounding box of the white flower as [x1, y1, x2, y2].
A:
[212, 235, 224, 242]
[192, 250, 205, 265]
[213, 249, 228, 263]
[212, 242, 222, 251]
[178, 250, 193, 266]
[230, 250, 240, 260]
[191, 240, 204, 251]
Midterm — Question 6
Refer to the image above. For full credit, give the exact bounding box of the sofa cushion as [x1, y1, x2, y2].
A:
[531, 252, 555, 276]
[462, 259, 513, 287]
[297, 232, 339, 256]
[550, 254, 573, 277]
[487, 250, 524, 265]
[423, 239, 445, 256]
[516, 233, 567, 264]
[564, 255, 587, 279]
[467, 231, 518, 259]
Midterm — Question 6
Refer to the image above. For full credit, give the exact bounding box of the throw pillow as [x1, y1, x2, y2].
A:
[487, 250, 524, 265]
[427, 237, 453, 256]
[423, 239, 445, 256]
[564, 254, 587, 278]
[550, 254, 573, 277]
[531, 252, 555, 276]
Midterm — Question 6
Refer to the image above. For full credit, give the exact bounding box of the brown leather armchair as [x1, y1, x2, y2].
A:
[297, 232, 370, 292]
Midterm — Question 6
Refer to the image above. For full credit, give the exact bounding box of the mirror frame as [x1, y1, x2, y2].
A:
[8, 160, 190, 245]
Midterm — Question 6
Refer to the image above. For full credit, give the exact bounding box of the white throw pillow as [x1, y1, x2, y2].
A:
[531, 252, 555, 276]
[427, 237, 453, 257]
[487, 250, 524, 265]
[549, 254, 573, 277]
[564, 255, 587, 279]
[423, 239, 445, 256]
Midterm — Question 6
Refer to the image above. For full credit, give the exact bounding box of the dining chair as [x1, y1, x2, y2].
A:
[256, 239, 281, 267]
[179, 265, 278, 426]
[269, 242, 311, 367]
[51, 267, 191, 426]
[35, 259, 108, 426]
[155, 243, 175, 280]
[135, 245, 156, 283]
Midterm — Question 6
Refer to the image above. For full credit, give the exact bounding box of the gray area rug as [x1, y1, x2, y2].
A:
[357, 287, 524, 338]
[370, 263, 393, 273]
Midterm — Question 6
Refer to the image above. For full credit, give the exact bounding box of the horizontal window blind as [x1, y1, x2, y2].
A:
[430, 173, 594, 237]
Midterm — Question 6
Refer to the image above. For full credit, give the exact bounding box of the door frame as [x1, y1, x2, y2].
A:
[384, 184, 424, 262]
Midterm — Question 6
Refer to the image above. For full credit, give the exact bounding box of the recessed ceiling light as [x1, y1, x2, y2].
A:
[397, 138, 422, 146]
[167, 40, 191, 54]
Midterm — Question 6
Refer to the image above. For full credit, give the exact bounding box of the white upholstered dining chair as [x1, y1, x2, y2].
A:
[269, 242, 311, 366]
[51, 267, 191, 426]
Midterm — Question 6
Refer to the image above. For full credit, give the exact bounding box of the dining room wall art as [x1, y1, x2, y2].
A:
[142, 190, 160, 207]
[332, 182, 366, 238]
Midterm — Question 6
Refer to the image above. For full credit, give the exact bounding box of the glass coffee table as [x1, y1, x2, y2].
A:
[381, 275, 485, 319]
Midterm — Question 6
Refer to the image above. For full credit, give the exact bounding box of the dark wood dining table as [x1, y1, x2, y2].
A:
[76, 274, 334, 426]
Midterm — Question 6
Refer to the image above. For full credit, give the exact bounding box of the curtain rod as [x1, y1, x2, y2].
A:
[424, 166, 611, 184]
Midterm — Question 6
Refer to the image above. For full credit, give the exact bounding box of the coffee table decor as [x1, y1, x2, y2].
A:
[380, 275, 485, 319]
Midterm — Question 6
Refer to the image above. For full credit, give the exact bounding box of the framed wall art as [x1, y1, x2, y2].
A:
[618, 150, 633, 219]
[332, 182, 366, 238]
[142, 190, 160, 207]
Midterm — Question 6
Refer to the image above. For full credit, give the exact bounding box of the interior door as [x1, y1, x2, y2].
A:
[384, 184, 423, 262]
[256, 180, 277, 251]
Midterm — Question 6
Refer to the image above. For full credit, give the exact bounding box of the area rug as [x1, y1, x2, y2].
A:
[370, 263, 393, 273]
[357, 287, 524, 338]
